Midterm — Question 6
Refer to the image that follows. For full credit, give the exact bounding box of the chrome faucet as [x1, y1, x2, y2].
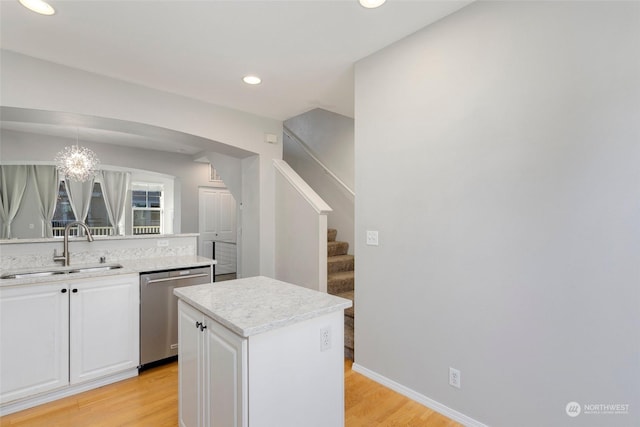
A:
[53, 221, 95, 266]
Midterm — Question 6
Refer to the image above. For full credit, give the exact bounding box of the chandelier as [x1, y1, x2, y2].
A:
[55, 141, 100, 182]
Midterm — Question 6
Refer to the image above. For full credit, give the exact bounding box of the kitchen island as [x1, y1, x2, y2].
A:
[174, 276, 352, 427]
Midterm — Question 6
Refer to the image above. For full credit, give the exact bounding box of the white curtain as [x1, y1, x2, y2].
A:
[0, 165, 29, 238]
[65, 177, 95, 224]
[101, 170, 130, 235]
[31, 165, 60, 237]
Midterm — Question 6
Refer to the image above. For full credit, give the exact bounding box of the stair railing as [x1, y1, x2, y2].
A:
[283, 125, 355, 198]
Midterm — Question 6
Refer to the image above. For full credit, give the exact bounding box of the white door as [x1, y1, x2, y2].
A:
[198, 188, 220, 258]
[69, 274, 139, 384]
[0, 282, 69, 404]
[198, 188, 237, 275]
[217, 191, 237, 243]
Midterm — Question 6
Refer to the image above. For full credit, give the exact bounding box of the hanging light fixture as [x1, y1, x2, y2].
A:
[55, 130, 100, 182]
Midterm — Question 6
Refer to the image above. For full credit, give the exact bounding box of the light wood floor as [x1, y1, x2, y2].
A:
[1, 360, 462, 427]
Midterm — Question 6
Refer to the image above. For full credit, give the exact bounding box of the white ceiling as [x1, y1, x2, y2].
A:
[0, 0, 471, 122]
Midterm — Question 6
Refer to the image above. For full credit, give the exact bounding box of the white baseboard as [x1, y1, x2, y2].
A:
[351, 363, 488, 427]
[0, 368, 139, 416]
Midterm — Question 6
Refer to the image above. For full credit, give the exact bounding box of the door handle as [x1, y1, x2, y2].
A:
[146, 273, 209, 285]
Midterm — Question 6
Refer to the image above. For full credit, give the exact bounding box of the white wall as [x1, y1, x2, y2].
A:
[0, 51, 282, 277]
[274, 160, 330, 292]
[284, 109, 354, 252]
[354, 2, 639, 427]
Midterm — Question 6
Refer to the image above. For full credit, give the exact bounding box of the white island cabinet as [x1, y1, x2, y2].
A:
[0, 273, 139, 414]
[175, 276, 352, 427]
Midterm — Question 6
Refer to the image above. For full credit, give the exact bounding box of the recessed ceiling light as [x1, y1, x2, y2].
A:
[19, 0, 56, 15]
[359, 0, 386, 9]
[243, 75, 262, 85]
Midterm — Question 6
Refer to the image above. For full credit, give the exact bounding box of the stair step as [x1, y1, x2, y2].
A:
[344, 316, 354, 351]
[344, 347, 354, 360]
[337, 290, 354, 318]
[327, 254, 354, 274]
[328, 240, 349, 257]
[328, 271, 354, 295]
[340, 290, 354, 356]
[327, 228, 354, 360]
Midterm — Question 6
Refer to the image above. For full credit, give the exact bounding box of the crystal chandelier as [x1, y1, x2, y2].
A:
[55, 138, 100, 182]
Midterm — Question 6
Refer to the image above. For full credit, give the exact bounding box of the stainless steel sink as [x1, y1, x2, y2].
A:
[1, 264, 123, 279]
[68, 264, 123, 274]
[1, 270, 68, 280]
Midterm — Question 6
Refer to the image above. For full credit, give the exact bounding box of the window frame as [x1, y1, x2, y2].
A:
[131, 183, 164, 235]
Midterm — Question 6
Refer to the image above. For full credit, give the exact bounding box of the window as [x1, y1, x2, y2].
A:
[52, 182, 74, 235]
[52, 181, 112, 237]
[132, 183, 163, 235]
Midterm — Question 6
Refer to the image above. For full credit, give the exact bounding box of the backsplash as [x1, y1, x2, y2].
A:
[0, 234, 198, 271]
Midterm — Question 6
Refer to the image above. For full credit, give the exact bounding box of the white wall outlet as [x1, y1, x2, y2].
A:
[157, 240, 169, 247]
[366, 230, 379, 246]
[320, 326, 331, 352]
[449, 367, 461, 389]
[265, 133, 279, 144]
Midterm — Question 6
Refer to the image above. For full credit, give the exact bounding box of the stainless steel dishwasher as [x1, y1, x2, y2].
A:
[139, 266, 212, 368]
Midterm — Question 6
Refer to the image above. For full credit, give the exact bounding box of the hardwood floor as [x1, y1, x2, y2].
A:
[1, 361, 461, 427]
[344, 360, 462, 427]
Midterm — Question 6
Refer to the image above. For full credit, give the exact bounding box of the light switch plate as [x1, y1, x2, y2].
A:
[366, 230, 379, 246]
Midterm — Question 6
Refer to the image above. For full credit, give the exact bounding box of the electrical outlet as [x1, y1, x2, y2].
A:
[449, 367, 461, 389]
[366, 230, 379, 246]
[320, 326, 331, 352]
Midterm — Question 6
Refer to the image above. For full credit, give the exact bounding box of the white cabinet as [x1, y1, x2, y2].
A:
[70, 274, 140, 384]
[178, 300, 247, 427]
[0, 273, 139, 412]
[0, 282, 69, 404]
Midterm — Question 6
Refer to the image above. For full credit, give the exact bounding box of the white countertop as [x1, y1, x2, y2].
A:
[0, 255, 215, 287]
[174, 276, 352, 338]
[0, 233, 200, 245]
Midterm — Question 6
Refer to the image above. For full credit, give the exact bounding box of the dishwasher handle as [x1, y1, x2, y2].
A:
[144, 273, 209, 285]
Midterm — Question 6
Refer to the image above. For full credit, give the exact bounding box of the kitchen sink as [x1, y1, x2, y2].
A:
[1, 264, 123, 280]
[1, 270, 68, 280]
[68, 264, 123, 274]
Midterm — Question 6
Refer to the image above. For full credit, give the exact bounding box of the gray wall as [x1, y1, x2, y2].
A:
[284, 108, 354, 252]
[354, 2, 639, 427]
[1, 129, 215, 238]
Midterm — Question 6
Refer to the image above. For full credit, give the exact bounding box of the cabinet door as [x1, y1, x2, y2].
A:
[204, 318, 247, 427]
[178, 300, 203, 427]
[0, 282, 69, 403]
[69, 274, 139, 384]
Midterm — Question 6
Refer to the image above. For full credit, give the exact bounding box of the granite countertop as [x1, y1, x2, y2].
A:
[0, 233, 200, 245]
[0, 255, 215, 287]
[174, 275, 352, 338]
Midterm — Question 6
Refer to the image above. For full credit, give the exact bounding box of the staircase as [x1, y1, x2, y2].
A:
[327, 228, 354, 360]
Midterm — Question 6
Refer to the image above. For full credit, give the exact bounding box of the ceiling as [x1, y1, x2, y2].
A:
[0, 0, 471, 122]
